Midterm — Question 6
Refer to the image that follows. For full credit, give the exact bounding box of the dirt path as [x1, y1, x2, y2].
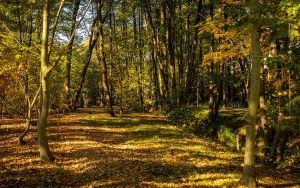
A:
[0, 108, 298, 187]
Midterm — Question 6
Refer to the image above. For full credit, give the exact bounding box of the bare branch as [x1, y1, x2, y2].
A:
[45, 0, 93, 77]
[48, 0, 66, 57]
[30, 84, 41, 109]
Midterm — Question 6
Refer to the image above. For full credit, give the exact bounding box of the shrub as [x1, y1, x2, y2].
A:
[218, 126, 237, 148]
[166, 107, 195, 126]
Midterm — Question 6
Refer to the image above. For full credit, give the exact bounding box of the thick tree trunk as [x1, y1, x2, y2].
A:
[166, 0, 177, 106]
[38, 0, 54, 162]
[241, 0, 261, 185]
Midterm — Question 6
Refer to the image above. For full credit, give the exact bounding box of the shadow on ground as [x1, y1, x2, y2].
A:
[0, 108, 298, 187]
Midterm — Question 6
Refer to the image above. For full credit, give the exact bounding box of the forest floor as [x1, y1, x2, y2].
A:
[0, 108, 299, 188]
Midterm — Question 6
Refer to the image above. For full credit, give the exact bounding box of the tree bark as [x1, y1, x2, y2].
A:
[38, 0, 54, 162]
[166, 0, 177, 106]
[241, 0, 261, 186]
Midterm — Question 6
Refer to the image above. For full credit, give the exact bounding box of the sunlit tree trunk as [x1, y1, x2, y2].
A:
[38, 0, 54, 162]
[241, 0, 261, 186]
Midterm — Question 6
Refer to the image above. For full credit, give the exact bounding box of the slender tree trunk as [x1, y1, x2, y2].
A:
[19, 86, 41, 144]
[20, 3, 35, 143]
[166, 0, 177, 106]
[72, 17, 99, 109]
[107, 2, 115, 117]
[133, 5, 145, 112]
[16, 0, 22, 44]
[241, 0, 261, 185]
[159, 2, 169, 106]
[98, 10, 115, 117]
[151, 46, 160, 109]
[65, 0, 81, 110]
[143, 0, 160, 108]
[138, 9, 145, 111]
[38, 0, 54, 162]
[185, 0, 202, 105]
[208, 0, 218, 126]
[178, 0, 184, 105]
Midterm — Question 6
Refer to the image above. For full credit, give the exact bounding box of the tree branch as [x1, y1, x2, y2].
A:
[48, 0, 66, 57]
[45, 0, 93, 78]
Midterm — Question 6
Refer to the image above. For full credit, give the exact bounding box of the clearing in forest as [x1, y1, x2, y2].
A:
[0, 108, 298, 187]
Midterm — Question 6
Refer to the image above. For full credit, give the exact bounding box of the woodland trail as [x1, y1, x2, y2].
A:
[0, 108, 298, 187]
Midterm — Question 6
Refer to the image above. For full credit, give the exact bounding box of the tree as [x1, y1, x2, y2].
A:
[241, 0, 261, 186]
[37, 0, 54, 162]
[64, 0, 81, 111]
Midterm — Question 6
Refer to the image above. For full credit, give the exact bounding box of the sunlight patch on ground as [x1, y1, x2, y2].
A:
[186, 172, 239, 181]
[141, 176, 239, 188]
[0, 110, 298, 187]
[82, 180, 121, 187]
[116, 143, 165, 150]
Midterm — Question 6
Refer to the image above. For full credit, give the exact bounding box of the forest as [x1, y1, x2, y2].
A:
[0, 0, 299, 187]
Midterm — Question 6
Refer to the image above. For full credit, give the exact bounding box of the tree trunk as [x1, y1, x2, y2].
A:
[20, 3, 35, 144]
[98, 5, 115, 117]
[19, 86, 41, 144]
[38, 0, 54, 162]
[185, 0, 202, 105]
[72, 16, 99, 110]
[166, 0, 177, 106]
[260, 67, 270, 161]
[208, 0, 219, 127]
[143, 0, 160, 109]
[65, 0, 81, 110]
[177, 0, 184, 105]
[241, 0, 261, 185]
[133, 5, 145, 112]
